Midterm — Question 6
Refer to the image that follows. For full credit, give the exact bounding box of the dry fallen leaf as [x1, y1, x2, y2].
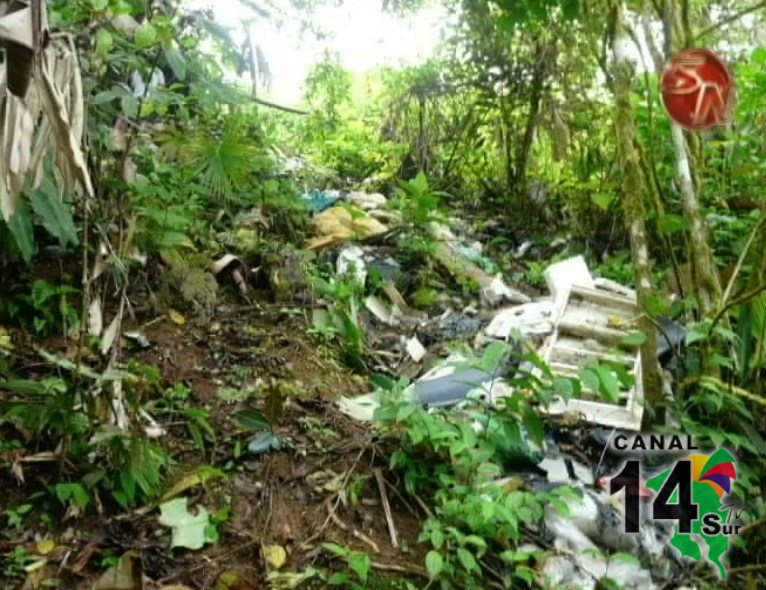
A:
[35, 539, 56, 555]
[262, 544, 287, 570]
[0, 326, 14, 350]
[92, 551, 142, 590]
[168, 309, 186, 326]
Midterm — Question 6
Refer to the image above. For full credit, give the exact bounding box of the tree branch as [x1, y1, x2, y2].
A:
[693, 0, 766, 42]
[251, 96, 309, 115]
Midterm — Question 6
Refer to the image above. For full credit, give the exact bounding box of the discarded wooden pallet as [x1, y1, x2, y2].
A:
[540, 284, 644, 431]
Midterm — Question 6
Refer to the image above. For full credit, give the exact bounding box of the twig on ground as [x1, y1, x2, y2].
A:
[300, 446, 369, 549]
[370, 560, 428, 578]
[384, 479, 419, 518]
[325, 497, 381, 553]
[373, 468, 398, 548]
[412, 492, 434, 518]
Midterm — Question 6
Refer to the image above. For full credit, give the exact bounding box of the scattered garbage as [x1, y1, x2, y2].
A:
[430, 223, 530, 306]
[544, 255, 594, 311]
[539, 284, 644, 431]
[403, 336, 426, 362]
[426, 313, 483, 342]
[211, 254, 250, 295]
[413, 363, 510, 407]
[308, 206, 388, 250]
[539, 484, 669, 590]
[302, 188, 343, 214]
[346, 191, 387, 210]
[485, 300, 554, 339]
[248, 431, 283, 455]
[329, 239, 689, 588]
[337, 245, 367, 284]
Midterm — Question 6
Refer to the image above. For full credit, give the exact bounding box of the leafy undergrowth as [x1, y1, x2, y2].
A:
[0, 296, 438, 589]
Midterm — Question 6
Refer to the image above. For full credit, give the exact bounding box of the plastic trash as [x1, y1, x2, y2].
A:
[302, 189, 343, 214]
[337, 245, 367, 285]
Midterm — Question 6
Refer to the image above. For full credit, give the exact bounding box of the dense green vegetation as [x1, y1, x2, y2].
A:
[0, 0, 764, 589]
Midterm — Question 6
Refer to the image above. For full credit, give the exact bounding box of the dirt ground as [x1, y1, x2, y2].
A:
[0, 298, 428, 589]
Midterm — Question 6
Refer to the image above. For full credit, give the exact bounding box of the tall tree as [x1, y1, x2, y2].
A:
[663, 0, 723, 317]
[611, 1, 665, 407]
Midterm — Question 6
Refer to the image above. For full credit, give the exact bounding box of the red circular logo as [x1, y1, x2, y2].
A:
[660, 49, 734, 130]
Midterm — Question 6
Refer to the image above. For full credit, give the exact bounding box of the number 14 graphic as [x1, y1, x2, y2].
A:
[610, 460, 698, 533]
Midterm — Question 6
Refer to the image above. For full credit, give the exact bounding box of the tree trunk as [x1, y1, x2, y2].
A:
[662, 0, 723, 315]
[612, 2, 665, 409]
[670, 124, 722, 314]
[514, 42, 552, 195]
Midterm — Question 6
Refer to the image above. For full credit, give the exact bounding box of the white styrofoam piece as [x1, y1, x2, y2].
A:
[540, 285, 644, 431]
[594, 277, 637, 300]
[405, 336, 427, 362]
[347, 191, 387, 210]
[364, 295, 398, 326]
[544, 256, 594, 313]
[485, 300, 554, 340]
[338, 392, 381, 421]
[337, 245, 367, 284]
[482, 274, 531, 305]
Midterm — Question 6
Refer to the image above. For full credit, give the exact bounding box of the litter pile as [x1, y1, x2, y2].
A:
[212, 186, 689, 590]
[234, 187, 685, 435]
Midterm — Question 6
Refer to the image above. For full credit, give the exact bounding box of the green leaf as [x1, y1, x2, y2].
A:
[591, 365, 621, 402]
[480, 341, 508, 372]
[347, 552, 371, 582]
[234, 409, 269, 431]
[553, 377, 574, 399]
[686, 321, 711, 345]
[90, 0, 108, 10]
[134, 24, 158, 49]
[370, 373, 397, 391]
[425, 550, 443, 578]
[121, 93, 138, 119]
[327, 572, 348, 585]
[611, 552, 641, 565]
[410, 171, 429, 194]
[55, 483, 90, 509]
[591, 192, 615, 211]
[396, 403, 417, 422]
[456, 547, 478, 573]
[430, 526, 445, 549]
[620, 331, 647, 347]
[95, 29, 113, 58]
[515, 565, 535, 584]
[463, 535, 488, 553]
[657, 214, 691, 235]
[30, 176, 78, 247]
[580, 367, 600, 393]
[522, 404, 544, 445]
[158, 497, 211, 550]
[164, 47, 187, 80]
[91, 90, 118, 105]
[322, 542, 349, 557]
[7, 204, 34, 262]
